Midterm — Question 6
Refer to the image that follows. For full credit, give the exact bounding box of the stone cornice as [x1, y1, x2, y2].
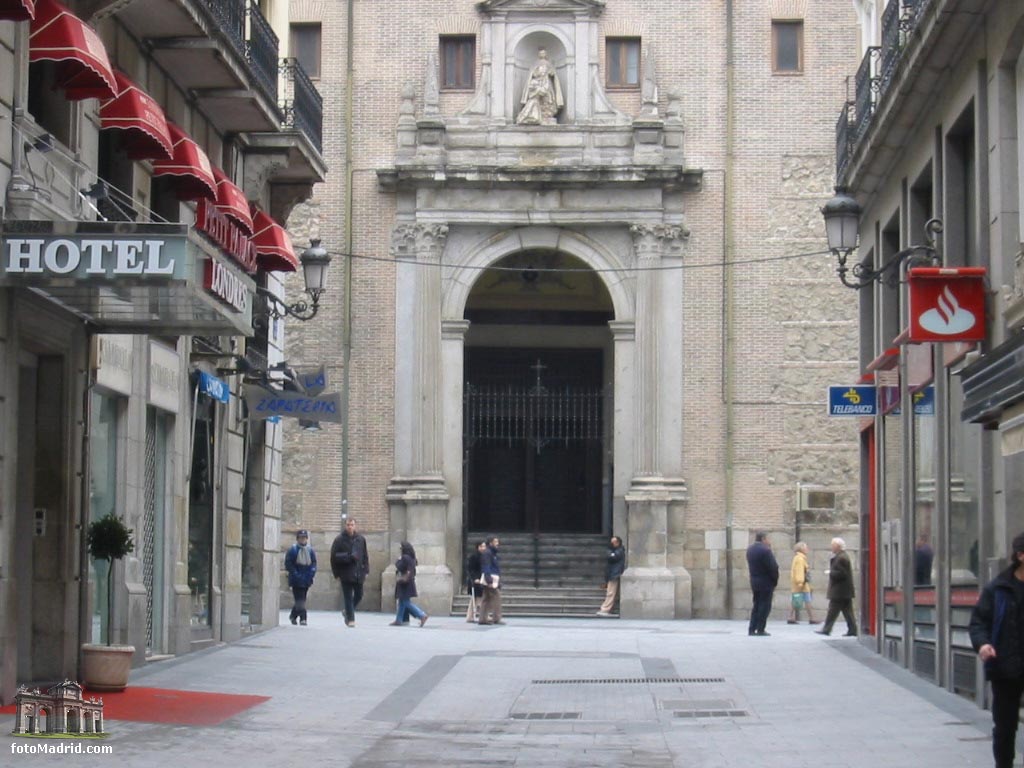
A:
[476, 0, 605, 17]
[378, 164, 702, 192]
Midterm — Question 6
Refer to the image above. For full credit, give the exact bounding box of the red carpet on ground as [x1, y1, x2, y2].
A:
[1, 687, 270, 726]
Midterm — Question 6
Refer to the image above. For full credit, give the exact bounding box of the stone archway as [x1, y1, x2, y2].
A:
[388, 221, 692, 619]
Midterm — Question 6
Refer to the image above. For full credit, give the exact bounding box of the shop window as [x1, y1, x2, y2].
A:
[290, 23, 322, 79]
[441, 36, 475, 90]
[606, 37, 640, 88]
[772, 21, 803, 73]
[27, 61, 72, 147]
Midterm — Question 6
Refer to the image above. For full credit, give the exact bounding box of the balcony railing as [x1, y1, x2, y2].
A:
[280, 58, 323, 154]
[854, 47, 881, 143]
[246, 1, 279, 105]
[834, 0, 935, 183]
[202, 0, 245, 57]
[836, 101, 854, 181]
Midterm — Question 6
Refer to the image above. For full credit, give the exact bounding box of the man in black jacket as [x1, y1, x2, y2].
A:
[597, 536, 625, 617]
[746, 531, 779, 636]
[970, 532, 1024, 768]
[330, 517, 369, 628]
[815, 537, 857, 637]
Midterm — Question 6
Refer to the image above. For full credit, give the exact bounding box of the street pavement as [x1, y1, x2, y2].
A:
[2, 612, 1000, 767]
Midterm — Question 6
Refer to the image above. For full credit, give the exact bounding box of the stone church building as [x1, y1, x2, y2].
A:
[282, 0, 861, 618]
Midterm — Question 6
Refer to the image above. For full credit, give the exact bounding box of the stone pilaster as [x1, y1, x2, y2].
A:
[386, 223, 453, 616]
[620, 223, 691, 619]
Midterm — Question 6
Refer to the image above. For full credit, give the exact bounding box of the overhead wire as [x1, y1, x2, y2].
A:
[323, 246, 833, 274]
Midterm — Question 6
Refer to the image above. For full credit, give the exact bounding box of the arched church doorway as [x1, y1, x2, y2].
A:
[462, 250, 613, 535]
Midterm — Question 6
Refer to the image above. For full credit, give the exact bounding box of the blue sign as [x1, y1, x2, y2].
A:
[198, 371, 230, 403]
[892, 386, 935, 416]
[828, 385, 877, 416]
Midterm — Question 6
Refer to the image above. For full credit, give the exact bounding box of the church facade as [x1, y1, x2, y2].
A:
[282, 0, 862, 618]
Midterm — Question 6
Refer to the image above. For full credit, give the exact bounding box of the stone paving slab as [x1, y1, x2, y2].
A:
[0, 612, 997, 767]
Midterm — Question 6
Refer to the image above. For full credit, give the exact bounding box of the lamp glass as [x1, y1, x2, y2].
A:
[300, 241, 331, 296]
[824, 210, 859, 253]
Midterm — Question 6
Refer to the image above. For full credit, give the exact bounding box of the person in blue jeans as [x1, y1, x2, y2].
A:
[391, 542, 428, 627]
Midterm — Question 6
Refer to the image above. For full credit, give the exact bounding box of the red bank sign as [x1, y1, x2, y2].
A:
[906, 267, 987, 344]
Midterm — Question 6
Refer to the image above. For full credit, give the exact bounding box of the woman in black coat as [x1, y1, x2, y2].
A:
[391, 542, 428, 627]
[465, 540, 486, 623]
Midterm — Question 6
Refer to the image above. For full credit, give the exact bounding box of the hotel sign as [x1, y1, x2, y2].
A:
[0, 221, 254, 336]
[1, 233, 188, 281]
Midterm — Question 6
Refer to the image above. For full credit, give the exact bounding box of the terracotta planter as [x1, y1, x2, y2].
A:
[81, 644, 135, 691]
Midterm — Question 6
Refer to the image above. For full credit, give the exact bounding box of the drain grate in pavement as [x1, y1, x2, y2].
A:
[510, 712, 582, 720]
[673, 710, 748, 719]
[531, 677, 724, 685]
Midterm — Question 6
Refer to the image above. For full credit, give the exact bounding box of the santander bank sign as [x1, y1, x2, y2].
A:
[906, 267, 987, 343]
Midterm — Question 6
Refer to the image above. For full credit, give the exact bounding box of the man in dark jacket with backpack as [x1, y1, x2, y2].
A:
[970, 532, 1024, 768]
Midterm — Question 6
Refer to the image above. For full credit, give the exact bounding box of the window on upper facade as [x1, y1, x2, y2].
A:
[606, 38, 640, 89]
[290, 23, 322, 79]
[772, 21, 804, 73]
[27, 61, 72, 147]
[441, 36, 475, 90]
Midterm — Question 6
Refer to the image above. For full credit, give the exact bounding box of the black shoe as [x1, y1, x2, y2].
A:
[815, 629, 830, 635]
[757, 631, 770, 636]
[844, 631, 858, 637]
[300, 619, 307, 626]
[290, 616, 298, 625]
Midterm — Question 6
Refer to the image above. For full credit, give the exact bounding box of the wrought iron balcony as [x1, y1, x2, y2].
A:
[246, 1, 279, 106]
[833, 0, 937, 184]
[281, 58, 323, 154]
[202, 0, 245, 57]
[853, 47, 880, 144]
[836, 102, 854, 181]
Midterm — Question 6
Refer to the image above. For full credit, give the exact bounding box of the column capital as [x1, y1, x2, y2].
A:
[629, 223, 690, 260]
[441, 319, 471, 339]
[608, 319, 635, 340]
[390, 222, 450, 261]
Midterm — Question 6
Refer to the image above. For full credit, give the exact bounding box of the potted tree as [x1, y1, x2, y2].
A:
[81, 512, 135, 691]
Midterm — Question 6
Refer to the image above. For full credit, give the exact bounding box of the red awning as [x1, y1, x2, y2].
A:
[99, 71, 173, 161]
[152, 123, 217, 201]
[251, 209, 298, 273]
[0, 0, 35, 21]
[30, 0, 116, 101]
[213, 169, 254, 236]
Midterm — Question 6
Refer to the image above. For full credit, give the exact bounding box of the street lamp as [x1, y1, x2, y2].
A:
[256, 239, 332, 321]
[821, 189, 942, 289]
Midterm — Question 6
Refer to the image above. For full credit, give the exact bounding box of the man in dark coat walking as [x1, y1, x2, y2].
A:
[816, 537, 857, 637]
[330, 517, 369, 628]
[970, 532, 1024, 768]
[746, 531, 779, 636]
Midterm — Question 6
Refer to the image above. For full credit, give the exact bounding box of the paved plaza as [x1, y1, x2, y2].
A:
[2, 613, 1000, 767]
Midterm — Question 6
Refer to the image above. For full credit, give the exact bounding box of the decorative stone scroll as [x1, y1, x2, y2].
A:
[1002, 246, 1024, 330]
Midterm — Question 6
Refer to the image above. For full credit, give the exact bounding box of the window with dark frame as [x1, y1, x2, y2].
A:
[290, 23, 322, 79]
[772, 20, 803, 73]
[441, 36, 475, 90]
[606, 37, 641, 88]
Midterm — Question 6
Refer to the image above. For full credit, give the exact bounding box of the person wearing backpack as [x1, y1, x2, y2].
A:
[970, 532, 1024, 768]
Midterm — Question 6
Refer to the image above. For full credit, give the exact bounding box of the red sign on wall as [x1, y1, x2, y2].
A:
[906, 267, 986, 343]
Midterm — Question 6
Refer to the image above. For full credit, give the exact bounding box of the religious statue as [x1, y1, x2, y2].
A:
[516, 48, 563, 125]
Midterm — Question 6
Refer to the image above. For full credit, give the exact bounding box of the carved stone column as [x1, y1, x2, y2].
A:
[620, 223, 691, 619]
[385, 223, 452, 616]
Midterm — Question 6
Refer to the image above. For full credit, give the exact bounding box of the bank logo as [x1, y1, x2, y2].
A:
[917, 285, 976, 336]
